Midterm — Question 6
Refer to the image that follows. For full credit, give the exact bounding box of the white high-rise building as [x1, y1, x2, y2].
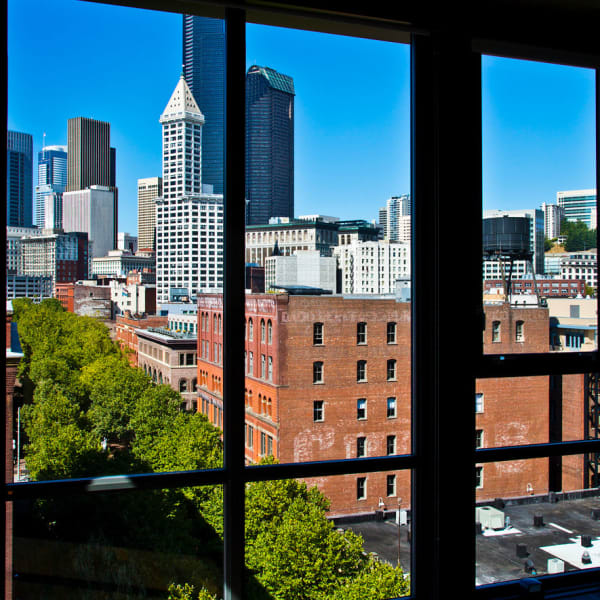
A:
[379, 195, 411, 242]
[541, 202, 564, 239]
[62, 185, 116, 258]
[155, 74, 224, 303]
[334, 239, 411, 295]
[265, 250, 337, 293]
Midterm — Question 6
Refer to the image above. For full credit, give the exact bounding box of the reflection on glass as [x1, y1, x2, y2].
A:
[11, 487, 223, 599]
[475, 459, 600, 586]
[481, 56, 596, 355]
[245, 474, 411, 599]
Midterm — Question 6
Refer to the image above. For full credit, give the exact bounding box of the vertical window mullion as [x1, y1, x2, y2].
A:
[411, 31, 482, 599]
[223, 8, 246, 600]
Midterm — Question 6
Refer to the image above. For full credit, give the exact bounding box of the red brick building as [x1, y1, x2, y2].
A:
[197, 294, 587, 516]
[115, 313, 169, 365]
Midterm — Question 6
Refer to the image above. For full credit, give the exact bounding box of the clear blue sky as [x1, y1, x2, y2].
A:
[8, 0, 596, 235]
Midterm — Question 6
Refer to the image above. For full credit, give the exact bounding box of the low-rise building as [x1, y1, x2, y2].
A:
[115, 313, 169, 365]
[6, 274, 52, 301]
[265, 250, 337, 293]
[109, 279, 156, 317]
[137, 327, 198, 411]
[547, 297, 597, 351]
[92, 249, 155, 278]
[560, 249, 597, 291]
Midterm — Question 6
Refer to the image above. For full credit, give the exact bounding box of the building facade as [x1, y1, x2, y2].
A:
[557, 189, 597, 230]
[197, 293, 586, 516]
[182, 15, 225, 195]
[91, 249, 155, 278]
[20, 230, 89, 290]
[379, 195, 411, 242]
[482, 277, 586, 298]
[137, 327, 198, 411]
[541, 201, 564, 240]
[62, 186, 116, 259]
[137, 177, 162, 250]
[115, 314, 169, 365]
[334, 239, 411, 295]
[35, 145, 67, 228]
[156, 74, 224, 303]
[560, 249, 597, 291]
[6, 226, 43, 274]
[265, 250, 337, 293]
[6, 275, 53, 301]
[7, 130, 33, 227]
[245, 65, 295, 225]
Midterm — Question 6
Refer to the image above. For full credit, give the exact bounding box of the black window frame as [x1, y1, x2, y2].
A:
[4, 4, 600, 600]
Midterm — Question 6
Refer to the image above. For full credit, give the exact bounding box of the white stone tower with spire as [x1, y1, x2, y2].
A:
[155, 73, 224, 303]
[159, 72, 206, 198]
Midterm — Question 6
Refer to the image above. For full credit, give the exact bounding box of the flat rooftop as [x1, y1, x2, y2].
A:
[334, 492, 600, 587]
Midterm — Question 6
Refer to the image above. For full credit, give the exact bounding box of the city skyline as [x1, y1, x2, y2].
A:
[7, 0, 596, 237]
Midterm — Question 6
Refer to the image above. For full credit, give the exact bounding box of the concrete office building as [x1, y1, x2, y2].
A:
[62, 186, 116, 258]
[265, 250, 337, 293]
[334, 239, 411, 295]
[137, 177, 162, 250]
[246, 65, 295, 225]
[91, 249, 155, 278]
[6, 226, 43, 274]
[7, 131, 33, 227]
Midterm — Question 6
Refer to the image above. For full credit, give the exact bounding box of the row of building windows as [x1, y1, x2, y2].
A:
[313, 321, 397, 345]
[313, 397, 398, 422]
[246, 317, 273, 344]
[313, 359, 397, 384]
[490, 320, 525, 343]
[356, 474, 397, 500]
[244, 424, 275, 457]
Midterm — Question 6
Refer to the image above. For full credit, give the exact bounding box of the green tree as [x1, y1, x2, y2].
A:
[561, 219, 596, 252]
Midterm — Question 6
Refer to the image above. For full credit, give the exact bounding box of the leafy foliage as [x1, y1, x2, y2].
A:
[561, 219, 596, 252]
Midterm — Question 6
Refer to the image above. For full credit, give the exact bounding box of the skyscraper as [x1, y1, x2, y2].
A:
[245, 65, 295, 225]
[183, 15, 225, 194]
[65, 117, 118, 251]
[7, 131, 33, 227]
[137, 177, 162, 250]
[67, 117, 111, 192]
[155, 74, 224, 303]
[379, 195, 411, 242]
[35, 145, 67, 228]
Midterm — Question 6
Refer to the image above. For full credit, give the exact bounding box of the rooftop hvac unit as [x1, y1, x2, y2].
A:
[547, 558, 565, 574]
[476, 506, 505, 530]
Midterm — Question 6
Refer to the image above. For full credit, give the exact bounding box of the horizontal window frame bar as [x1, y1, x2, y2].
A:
[475, 439, 600, 464]
[4, 454, 417, 501]
[476, 353, 599, 378]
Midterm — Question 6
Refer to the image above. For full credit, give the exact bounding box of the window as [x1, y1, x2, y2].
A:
[387, 435, 396, 455]
[260, 319, 265, 342]
[248, 318, 253, 340]
[357, 436, 366, 457]
[387, 322, 397, 344]
[475, 429, 483, 449]
[387, 359, 397, 381]
[267, 320, 272, 344]
[492, 320, 501, 342]
[356, 477, 367, 501]
[8, 5, 598, 600]
[356, 360, 367, 382]
[313, 400, 324, 422]
[313, 322, 323, 345]
[515, 320, 524, 342]
[387, 397, 397, 418]
[357, 322, 367, 344]
[357, 398, 366, 420]
[387, 474, 396, 496]
[313, 361, 323, 384]
[475, 466, 483, 489]
[475, 392, 484, 413]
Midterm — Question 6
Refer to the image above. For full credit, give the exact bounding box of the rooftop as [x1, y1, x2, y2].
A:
[335, 492, 600, 587]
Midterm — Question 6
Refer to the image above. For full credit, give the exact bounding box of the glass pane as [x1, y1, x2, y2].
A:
[482, 56, 596, 355]
[475, 458, 600, 586]
[475, 372, 594, 448]
[11, 486, 223, 599]
[7, 0, 225, 482]
[245, 472, 411, 599]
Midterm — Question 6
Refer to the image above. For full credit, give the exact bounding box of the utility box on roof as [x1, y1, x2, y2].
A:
[476, 506, 505, 530]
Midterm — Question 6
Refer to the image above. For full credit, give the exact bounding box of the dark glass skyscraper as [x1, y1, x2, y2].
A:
[183, 15, 225, 195]
[7, 130, 33, 227]
[245, 65, 295, 225]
